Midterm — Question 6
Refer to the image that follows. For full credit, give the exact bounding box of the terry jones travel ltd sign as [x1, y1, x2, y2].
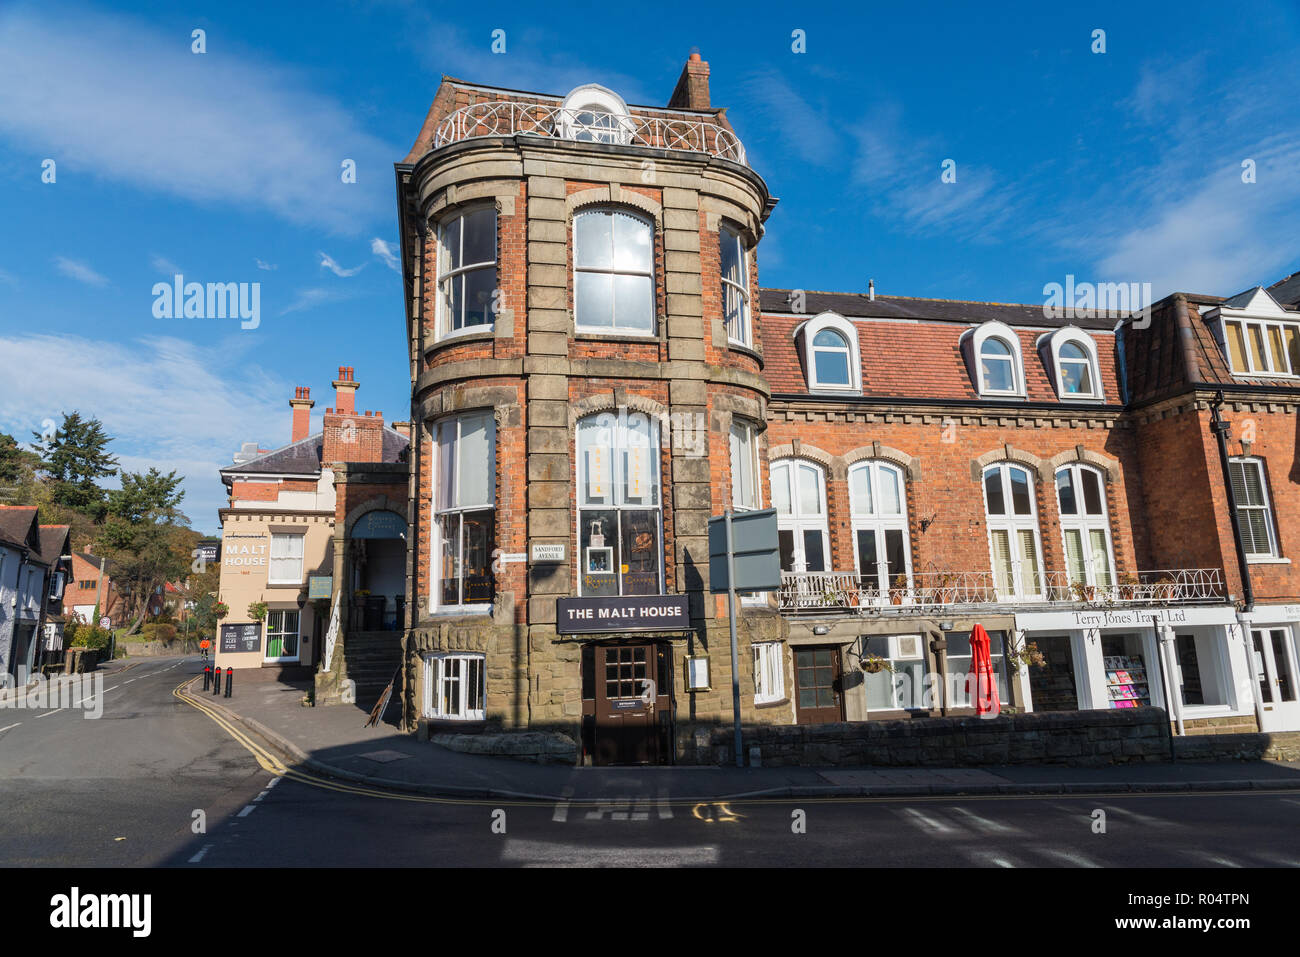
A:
[556, 596, 690, 634]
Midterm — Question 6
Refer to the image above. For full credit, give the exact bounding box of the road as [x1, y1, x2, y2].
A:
[1, 656, 1298, 868]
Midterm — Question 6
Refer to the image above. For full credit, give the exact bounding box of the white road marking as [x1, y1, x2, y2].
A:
[552, 786, 574, 823]
[188, 844, 213, 863]
[950, 806, 1018, 834]
[265, 777, 280, 789]
[1037, 848, 1101, 868]
[34, 709, 65, 719]
[1185, 850, 1242, 868]
[237, 805, 258, 818]
[1087, 805, 1178, 829]
[253, 790, 270, 803]
[897, 807, 958, 835]
[500, 840, 719, 867]
[0, 722, 21, 734]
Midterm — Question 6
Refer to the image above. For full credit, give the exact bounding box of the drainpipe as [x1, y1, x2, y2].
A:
[1209, 391, 1254, 612]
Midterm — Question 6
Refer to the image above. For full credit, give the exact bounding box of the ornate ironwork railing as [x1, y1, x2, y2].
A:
[778, 568, 1226, 613]
[321, 591, 340, 672]
[432, 102, 748, 166]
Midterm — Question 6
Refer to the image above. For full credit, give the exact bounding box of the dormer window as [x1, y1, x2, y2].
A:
[965, 321, 1026, 398]
[795, 312, 861, 393]
[559, 84, 634, 145]
[1212, 286, 1300, 377]
[1042, 327, 1103, 400]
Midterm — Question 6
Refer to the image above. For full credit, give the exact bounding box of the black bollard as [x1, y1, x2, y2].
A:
[203, 665, 211, 691]
[213, 666, 222, 696]
[224, 667, 233, 698]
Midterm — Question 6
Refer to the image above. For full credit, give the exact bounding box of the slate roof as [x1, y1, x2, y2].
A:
[0, 506, 39, 551]
[759, 288, 1118, 331]
[34, 525, 70, 568]
[220, 428, 410, 479]
[1268, 269, 1300, 308]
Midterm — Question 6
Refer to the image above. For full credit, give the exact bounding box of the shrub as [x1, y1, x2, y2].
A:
[71, 626, 113, 651]
[139, 622, 178, 643]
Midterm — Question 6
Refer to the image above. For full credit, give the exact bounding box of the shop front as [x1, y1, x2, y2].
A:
[1240, 604, 1300, 733]
[1015, 605, 1255, 732]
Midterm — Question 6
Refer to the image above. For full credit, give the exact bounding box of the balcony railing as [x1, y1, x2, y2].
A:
[432, 102, 748, 166]
[778, 568, 1226, 613]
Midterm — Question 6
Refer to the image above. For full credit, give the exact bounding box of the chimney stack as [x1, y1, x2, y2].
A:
[668, 50, 711, 111]
[289, 386, 315, 443]
[332, 366, 358, 415]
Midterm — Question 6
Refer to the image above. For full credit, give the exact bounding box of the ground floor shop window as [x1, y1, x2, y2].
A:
[1028, 635, 1078, 711]
[265, 610, 299, 661]
[862, 635, 927, 711]
[1102, 633, 1152, 708]
[753, 642, 785, 704]
[424, 652, 485, 720]
[1173, 632, 1229, 707]
[946, 630, 1011, 706]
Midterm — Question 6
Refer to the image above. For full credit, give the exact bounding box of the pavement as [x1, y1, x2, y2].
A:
[180, 664, 1300, 802]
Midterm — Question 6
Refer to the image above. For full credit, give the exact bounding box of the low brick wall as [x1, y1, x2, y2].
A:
[691, 709, 1174, 768]
[1173, 731, 1300, 763]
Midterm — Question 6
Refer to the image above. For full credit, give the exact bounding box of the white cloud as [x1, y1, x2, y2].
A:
[0, 332, 291, 533]
[0, 7, 394, 232]
[151, 254, 181, 275]
[279, 287, 357, 316]
[53, 256, 109, 286]
[318, 252, 365, 278]
[371, 238, 400, 272]
[255, 259, 278, 271]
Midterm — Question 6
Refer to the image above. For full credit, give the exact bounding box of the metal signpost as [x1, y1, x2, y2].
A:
[708, 507, 780, 768]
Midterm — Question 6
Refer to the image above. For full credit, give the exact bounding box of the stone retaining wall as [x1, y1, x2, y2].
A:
[691, 709, 1175, 768]
[1173, 730, 1300, 763]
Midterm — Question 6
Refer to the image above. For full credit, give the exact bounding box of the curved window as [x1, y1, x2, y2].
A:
[848, 461, 911, 601]
[720, 225, 751, 346]
[797, 312, 861, 392]
[577, 411, 662, 596]
[574, 209, 655, 335]
[1045, 328, 1103, 399]
[771, 460, 829, 574]
[437, 206, 497, 337]
[980, 337, 1017, 394]
[812, 329, 852, 386]
[560, 85, 634, 145]
[982, 463, 1043, 599]
[1056, 464, 1114, 592]
[433, 412, 496, 609]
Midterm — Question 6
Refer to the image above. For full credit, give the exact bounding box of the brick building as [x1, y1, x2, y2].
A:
[384, 54, 1299, 763]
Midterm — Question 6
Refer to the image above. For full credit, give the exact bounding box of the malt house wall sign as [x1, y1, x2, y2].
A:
[555, 595, 690, 634]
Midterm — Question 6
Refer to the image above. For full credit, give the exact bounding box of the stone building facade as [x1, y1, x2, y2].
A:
[388, 54, 1300, 762]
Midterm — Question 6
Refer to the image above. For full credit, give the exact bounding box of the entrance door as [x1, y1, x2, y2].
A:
[592, 643, 670, 766]
[794, 646, 843, 724]
[1028, 635, 1079, 711]
[1251, 628, 1300, 732]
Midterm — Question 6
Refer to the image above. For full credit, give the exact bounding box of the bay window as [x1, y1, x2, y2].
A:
[848, 461, 910, 599]
[982, 463, 1044, 599]
[434, 412, 496, 609]
[574, 209, 655, 334]
[720, 224, 751, 346]
[1055, 464, 1114, 592]
[437, 206, 497, 337]
[771, 459, 829, 573]
[577, 411, 662, 596]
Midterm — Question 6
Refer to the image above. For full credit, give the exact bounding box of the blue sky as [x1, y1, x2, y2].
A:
[1, 0, 1298, 535]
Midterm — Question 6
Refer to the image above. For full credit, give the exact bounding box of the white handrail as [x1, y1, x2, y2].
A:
[321, 591, 341, 672]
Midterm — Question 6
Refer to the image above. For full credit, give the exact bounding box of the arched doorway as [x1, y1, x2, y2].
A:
[349, 510, 406, 631]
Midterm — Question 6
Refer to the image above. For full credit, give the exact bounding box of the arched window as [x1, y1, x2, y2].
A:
[1044, 328, 1103, 399]
[982, 463, 1043, 599]
[796, 312, 861, 392]
[573, 208, 655, 335]
[559, 84, 634, 144]
[770, 459, 830, 574]
[576, 411, 662, 596]
[1055, 464, 1114, 592]
[848, 461, 911, 600]
[967, 321, 1026, 397]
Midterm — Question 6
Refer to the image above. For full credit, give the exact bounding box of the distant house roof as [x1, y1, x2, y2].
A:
[34, 525, 70, 568]
[0, 505, 40, 551]
[220, 427, 411, 480]
[1267, 269, 1300, 308]
[758, 288, 1117, 331]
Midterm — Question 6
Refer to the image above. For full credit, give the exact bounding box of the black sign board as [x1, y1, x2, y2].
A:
[220, 622, 262, 655]
[196, 539, 221, 566]
[555, 595, 690, 634]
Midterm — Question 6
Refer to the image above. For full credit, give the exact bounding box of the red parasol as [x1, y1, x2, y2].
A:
[970, 624, 1001, 717]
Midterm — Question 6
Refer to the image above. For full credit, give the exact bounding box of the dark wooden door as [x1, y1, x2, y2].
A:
[593, 644, 669, 765]
[794, 646, 844, 724]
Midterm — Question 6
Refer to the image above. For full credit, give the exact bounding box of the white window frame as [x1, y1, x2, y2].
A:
[268, 533, 304, 586]
[771, 459, 831, 574]
[573, 207, 656, 336]
[558, 84, 634, 145]
[847, 460, 912, 601]
[436, 205, 497, 339]
[1055, 464, 1115, 590]
[797, 312, 861, 393]
[861, 634, 928, 711]
[752, 641, 785, 704]
[720, 224, 751, 347]
[968, 321, 1027, 398]
[729, 420, 762, 512]
[1044, 327, 1104, 400]
[1228, 457, 1281, 560]
[264, 608, 301, 663]
[576, 410, 664, 597]
[423, 652, 486, 721]
[982, 463, 1045, 600]
[432, 412, 497, 612]
[1220, 316, 1300, 378]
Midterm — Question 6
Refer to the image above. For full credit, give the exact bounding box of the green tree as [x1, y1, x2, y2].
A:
[0, 432, 42, 505]
[98, 468, 190, 636]
[34, 412, 119, 517]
